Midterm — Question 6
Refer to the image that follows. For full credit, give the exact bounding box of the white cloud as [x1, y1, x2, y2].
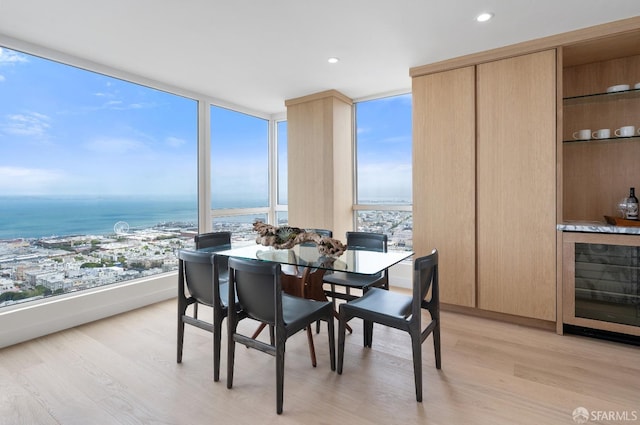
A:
[105, 100, 123, 108]
[94, 100, 154, 111]
[0, 74, 5, 82]
[1, 112, 52, 137]
[380, 135, 410, 144]
[0, 48, 28, 65]
[165, 136, 186, 148]
[0, 166, 66, 194]
[84, 137, 147, 155]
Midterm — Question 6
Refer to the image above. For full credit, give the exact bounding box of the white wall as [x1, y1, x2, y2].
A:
[0, 273, 176, 349]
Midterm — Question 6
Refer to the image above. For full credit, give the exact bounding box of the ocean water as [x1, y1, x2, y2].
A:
[0, 196, 201, 239]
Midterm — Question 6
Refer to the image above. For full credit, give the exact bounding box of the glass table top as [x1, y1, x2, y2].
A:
[198, 244, 413, 275]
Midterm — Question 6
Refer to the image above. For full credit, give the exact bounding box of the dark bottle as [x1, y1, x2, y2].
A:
[626, 187, 639, 220]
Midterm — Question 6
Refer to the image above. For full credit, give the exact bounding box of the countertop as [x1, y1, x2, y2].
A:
[557, 221, 640, 235]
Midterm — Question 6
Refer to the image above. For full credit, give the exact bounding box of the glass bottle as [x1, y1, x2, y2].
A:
[625, 187, 638, 220]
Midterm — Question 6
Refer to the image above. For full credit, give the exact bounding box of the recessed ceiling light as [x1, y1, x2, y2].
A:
[476, 12, 493, 22]
[327, 57, 340, 64]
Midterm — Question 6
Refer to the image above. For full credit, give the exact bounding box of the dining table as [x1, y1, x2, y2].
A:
[211, 242, 413, 299]
[198, 242, 414, 366]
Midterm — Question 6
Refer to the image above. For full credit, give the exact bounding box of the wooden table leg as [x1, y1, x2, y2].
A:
[302, 267, 351, 333]
[306, 326, 317, 367]
[249, 265, 349, 366]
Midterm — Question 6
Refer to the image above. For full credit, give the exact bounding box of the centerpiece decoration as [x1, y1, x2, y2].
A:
[253, 221, 347, 257]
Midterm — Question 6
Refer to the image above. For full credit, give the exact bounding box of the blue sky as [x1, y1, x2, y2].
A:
[0, 46, 412, 205]
[0, 46, 198, 198]
[211, 105, 269, 207]
[356, 94, 412, 203]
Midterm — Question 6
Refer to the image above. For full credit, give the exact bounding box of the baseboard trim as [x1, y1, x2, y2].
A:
[441, 303, 557, 331]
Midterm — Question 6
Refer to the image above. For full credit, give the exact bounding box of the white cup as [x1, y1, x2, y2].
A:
[615, 126, 636, 137]
[607, 84, 630, 93]
[573, 129, 591, 140]
[592, 128, 611, 139]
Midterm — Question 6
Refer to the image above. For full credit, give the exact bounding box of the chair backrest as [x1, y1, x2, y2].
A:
[194, 232, 231, 279]
[194, 231, 231, 250]
[178, 249, 223, 308]
[229, 257, 282, 326]
[346, 231, 387, 253]
[301, 228, 333, 248]
[306, 228, 332, 238]
[412, 249, 439, 319]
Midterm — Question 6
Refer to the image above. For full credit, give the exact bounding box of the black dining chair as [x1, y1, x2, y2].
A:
[323, 232, 389, 337]
[227, 257, 336, 415]
[337, 249, 440, 402]
[192, 231, 232, 318]
[177, 249, 236, 382]
[305, 228, 333, 240]
[194, 231, 232, 251]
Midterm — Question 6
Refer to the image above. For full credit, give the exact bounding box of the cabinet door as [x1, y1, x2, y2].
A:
[476, 50, 557, 320]
[413, 66, 476, 307]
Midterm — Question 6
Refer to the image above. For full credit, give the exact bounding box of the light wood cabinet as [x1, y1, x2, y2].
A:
[476, 50, 557, 321]
[412, 66, 476, 307]
[411, 17, 640, 329]
[412, 51, 557, 321]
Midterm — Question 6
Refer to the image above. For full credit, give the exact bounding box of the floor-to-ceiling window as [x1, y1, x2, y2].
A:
[210, 105, 270, 245]
[354, 93, 412, 251]
[0, 40, 293, 310]
[0, 46, 198, 307]
[275, 119, 288, 225]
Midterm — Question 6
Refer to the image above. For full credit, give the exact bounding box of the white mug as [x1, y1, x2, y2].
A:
[573, 129, 591, 140]
[592, 128, 611, 139]
[615, 126, 636, 137]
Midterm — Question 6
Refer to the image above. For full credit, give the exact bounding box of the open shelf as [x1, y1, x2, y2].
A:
[564, 88, 640, 106]
[563, 135, 640, 144]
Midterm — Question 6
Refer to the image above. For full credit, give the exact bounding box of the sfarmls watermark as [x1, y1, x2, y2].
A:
[573, 407, 638, 423]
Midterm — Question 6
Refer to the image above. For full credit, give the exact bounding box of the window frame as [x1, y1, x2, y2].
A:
[0, 34, 288, 346]
[351, 91, 413, 249]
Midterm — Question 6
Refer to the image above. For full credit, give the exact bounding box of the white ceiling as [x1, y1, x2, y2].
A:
[1, 1, 639, 115]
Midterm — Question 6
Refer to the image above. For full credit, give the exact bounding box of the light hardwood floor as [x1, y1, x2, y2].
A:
[1, 294, 638, 425]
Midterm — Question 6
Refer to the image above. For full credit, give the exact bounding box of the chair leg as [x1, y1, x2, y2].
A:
[177, 316, 185, 363]
[193, 301, 198, 319]
[306, 326, 317, 367]
[337, 313, 347, 374]
[411, 332, 423, 402]
[276, 337, 286, 414]
[213, 314, 223, 382]
[227, 321, 237, 390]
[327, 314, 336, 371]
[363, 320, 373, 347]
[177, 297, 187, 363]
[333, 309, 352, 333]
[433, 321, 442, 369]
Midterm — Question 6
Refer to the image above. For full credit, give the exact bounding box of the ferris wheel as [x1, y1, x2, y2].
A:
[114, 221, 130, 235]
